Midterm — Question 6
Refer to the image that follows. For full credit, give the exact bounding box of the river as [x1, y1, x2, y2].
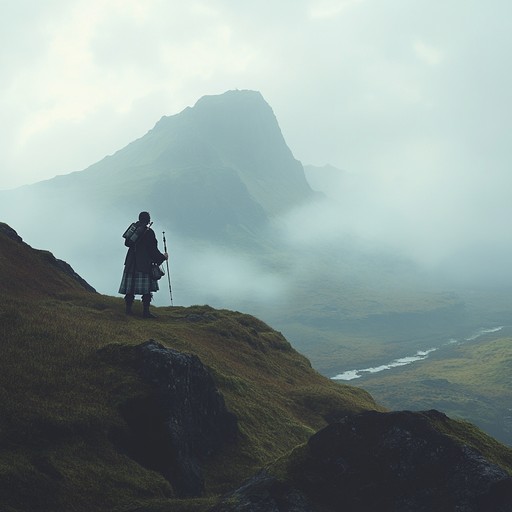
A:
[331, 326, 504, 381]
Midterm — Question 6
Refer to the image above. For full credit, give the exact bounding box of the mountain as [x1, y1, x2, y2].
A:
[3, 89, 512, 450]
[0, 90, 313, 242]
[0, 89, 464, 314]
[0, 89, 321, 305]
[2, 222, 512, 512]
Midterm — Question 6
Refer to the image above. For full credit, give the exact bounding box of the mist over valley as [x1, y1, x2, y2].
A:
[2, 90, 512, 445]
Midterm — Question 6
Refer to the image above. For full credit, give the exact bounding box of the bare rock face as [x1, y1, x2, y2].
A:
[212, 410, 512, 512]
[102, 340, 238, 498]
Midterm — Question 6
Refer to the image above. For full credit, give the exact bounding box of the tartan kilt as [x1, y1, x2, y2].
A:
[118, 270, 159, 295]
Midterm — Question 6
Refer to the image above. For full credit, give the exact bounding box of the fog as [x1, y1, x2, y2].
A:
[1, 0, 512, 307]
[177, 247, 287, 304]
[0, 183, 289, 309]
[3, 152, 512, 316]
[290, 164, 512, 287]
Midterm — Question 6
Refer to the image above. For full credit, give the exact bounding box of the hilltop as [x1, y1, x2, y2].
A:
[0, 223, 378, 511]
[2, 224, 512, 511]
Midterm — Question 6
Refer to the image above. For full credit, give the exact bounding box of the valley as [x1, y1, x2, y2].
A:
[2, 89, 512, 454]
[2, 219, 512, 510]
[355, 327, 512, 446]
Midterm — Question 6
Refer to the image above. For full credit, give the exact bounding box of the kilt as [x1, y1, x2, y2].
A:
[118, 270, 159, 295]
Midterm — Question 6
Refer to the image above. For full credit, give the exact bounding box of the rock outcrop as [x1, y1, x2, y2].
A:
[212, 410, 512, 512]
[0, 221, 97, 293]
[102, 340, 238, 498]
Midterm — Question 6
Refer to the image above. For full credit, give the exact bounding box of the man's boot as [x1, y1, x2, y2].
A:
[124, 294, 134, 315]
[142, 294, 156, 319]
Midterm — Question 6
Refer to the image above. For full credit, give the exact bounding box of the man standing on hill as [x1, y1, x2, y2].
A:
[119, 211, 168, 318]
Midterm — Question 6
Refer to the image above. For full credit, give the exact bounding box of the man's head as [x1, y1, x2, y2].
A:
[138, 211, 151, 225]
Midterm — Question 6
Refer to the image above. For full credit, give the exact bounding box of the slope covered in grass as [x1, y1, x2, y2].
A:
[4, 222, 512, 511]
[359, 331, 512, 446]
[0, 223, 380, 511]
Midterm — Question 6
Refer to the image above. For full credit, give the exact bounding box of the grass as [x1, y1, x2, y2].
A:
[357, 334, 512, 446]
[3, 223, 512, 510]
[0, 223, 381, 510]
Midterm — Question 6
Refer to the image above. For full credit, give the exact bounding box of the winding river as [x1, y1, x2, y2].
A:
[331, 326, 504, 381]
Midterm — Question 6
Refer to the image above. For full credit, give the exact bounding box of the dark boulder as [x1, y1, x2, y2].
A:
[212, 410, 512, 512]
[298, 410, 512, 511]
[103, 340, 238, 498]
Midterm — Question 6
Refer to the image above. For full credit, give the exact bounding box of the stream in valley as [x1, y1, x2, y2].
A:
[331, 326, 505, 381]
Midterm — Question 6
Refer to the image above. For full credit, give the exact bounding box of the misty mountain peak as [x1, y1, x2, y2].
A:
[161, 89, 271, 129]
[153, 89, 299, 181]
[24, 89, 312, 222]
[189, 89, 279, 142]
[0, 90, 315, 271]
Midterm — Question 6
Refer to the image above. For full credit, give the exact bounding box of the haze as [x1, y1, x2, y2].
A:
[1, 0, 512, 288]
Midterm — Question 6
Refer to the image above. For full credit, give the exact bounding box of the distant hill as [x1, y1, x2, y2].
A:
[2, 222, 512, 512]
[0, 89, 457, 315]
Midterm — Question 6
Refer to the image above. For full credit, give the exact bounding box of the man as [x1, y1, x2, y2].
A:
[118, 211, 168, 318]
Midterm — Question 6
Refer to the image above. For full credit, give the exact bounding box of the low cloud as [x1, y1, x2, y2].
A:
[286, 162, 512, 287]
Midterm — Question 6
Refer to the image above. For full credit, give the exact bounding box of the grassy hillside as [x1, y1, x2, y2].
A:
[0, 223, 380, 511]
[356, 331, 512, 446]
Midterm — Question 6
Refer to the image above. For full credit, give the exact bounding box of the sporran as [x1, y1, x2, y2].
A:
[151, 264, 165, 280]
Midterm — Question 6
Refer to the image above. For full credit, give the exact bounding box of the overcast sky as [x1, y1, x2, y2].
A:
[1, 0, 509, 188]
[1, 0, 512, 278]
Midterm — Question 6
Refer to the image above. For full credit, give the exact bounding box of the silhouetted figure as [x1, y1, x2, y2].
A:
[119, 211, 168, 318]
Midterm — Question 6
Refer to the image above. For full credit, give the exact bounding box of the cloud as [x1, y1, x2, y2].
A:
[1, 0, 512, 289]
[175, 246, 288, 307]
[285, 156, 512, 287]
[1, 1, 262, 188]
[309, 0, 364, 19]
[414, 40, 443, 66]
[3, 1, 511, 191]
